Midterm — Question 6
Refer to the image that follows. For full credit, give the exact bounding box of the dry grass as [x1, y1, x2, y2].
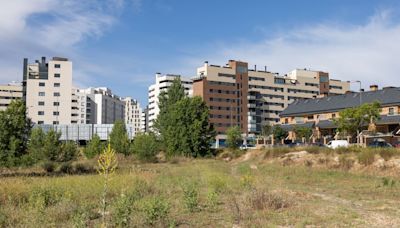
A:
[0, 150, 400, 227]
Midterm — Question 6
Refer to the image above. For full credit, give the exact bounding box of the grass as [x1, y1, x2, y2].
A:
[0, 150, 400, 227]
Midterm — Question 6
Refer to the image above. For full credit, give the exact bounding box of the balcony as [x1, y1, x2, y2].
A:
[247, 95, 256, 100]
[247, 103, 256, 108]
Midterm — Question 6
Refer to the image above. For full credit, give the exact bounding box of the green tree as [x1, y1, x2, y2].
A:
[84, 134, 104, 159]
[131, 133, 159, 162]
[59, 141, 78, 162]
[109, 120, 130, 155]
[334, 101, 381, 137]
[272, 125, 288, 141]
[293, 126, 313, 141]
[0, 100, 31, 166]
[43, 129, 62, 162]
[27, 127, 46, 162]
[261, 124, 272, 145]
[165, 97, 215, 157]
[226, 126, 242, 150]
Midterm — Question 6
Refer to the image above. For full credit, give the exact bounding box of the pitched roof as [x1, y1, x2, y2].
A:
[280, 87, 400, 117]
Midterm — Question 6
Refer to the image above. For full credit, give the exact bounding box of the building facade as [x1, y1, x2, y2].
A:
[148, 73, 192, 129]
[141, 106, 149, 132]
[0, 82, 23, 111]
[124, 97, 143, 133]
[193, 60, 350, 135]
[279, 86, 400, 143]
[23, 57, 73, 124]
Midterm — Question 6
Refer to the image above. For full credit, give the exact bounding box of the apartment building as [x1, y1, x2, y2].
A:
[124, 97, 143, 133]
[23, 57, 73, 124]
[0, 82, 23, 111]
[148, 73, 192, 128]
[192, 60, 350, 135]
[279, 86, 400, 144]
[77, 87, 125, 125]
[141, 106, 149, 132]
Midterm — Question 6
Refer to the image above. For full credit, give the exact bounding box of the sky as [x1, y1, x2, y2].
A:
[1, 0, 400, 105]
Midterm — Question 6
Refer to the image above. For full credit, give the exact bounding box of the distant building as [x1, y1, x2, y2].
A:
[192, 60, 350, 135]
[23, 57, 73, 124]
[141, 105, 149, 132]
[0, 82, 23, 111]
[124, 97, 143, 133]
[280, 86, 400, 144]
[148, 73, 192, 129]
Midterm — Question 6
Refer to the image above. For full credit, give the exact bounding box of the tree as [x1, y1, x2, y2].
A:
[165, 97, 215, 157]
[226, 126, 242, 150]
[272, 125, 288, 142]
[261, 124, 272, 145]
[109, 120, 130, 155]
[131, 133, 159, 162]
[335, 101, 381, 137]
[0, 100, 31, 166]
[43, 129, 62, 162]
[154, 78, 186, 137]
[84, 134, 104, 159]
[293, 126, 313, 141]
[27, 127, 46, 162]
[59, 141, 78, 162]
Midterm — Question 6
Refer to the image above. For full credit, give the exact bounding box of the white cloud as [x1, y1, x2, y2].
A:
[189, 10, 400, 90]
[0, 0, 139, 85]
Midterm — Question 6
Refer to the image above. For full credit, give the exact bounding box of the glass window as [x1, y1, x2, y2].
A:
[38, 92, 45, 96]
[39, 82, 45, 87]
[389, 108, 395, 115]
[53, 102, 60, 106]
[237, 66, 247, 74]
[54, 92, 60, 97]
[54, 73, 60, 78]
[54, 83, 60, 87]
[38, 111, 44, 115]
[38, 101, 45, 106]
[55, 64, 61, 68]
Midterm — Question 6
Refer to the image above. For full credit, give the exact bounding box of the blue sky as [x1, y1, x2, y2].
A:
[1, 0, 400, 105]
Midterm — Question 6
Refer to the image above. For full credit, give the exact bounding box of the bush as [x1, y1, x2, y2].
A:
[131, 133, 159, 162]
[142, 196, 170, 226]
[378, 148, 397, 161]
[339, 155, 354, 170]
[29, 187, 62, 209]
[59, 141, 78, 162]
[206, 190, 218, 211]
[247, 189, 291, 211]
[358, 149, 375, 166]
[42, 161, 56, 173]
[74, 162, 95, 174]
[182, 182, 199, 212]
[264, 147, 291, 158]
[59, 162, 73, 174]
[84, 134, 104, 159]
[113, 193, 134, 227]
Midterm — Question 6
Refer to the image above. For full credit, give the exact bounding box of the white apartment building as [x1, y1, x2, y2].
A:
[0, 82, 23, 111]
[23, 57, 73, 124]
[124, 97, 143, 133]
[148, 73, 193, 128]
[77, 87, 125, 125]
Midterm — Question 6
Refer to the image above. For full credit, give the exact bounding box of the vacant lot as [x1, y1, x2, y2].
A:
[1, 148, 400, 227]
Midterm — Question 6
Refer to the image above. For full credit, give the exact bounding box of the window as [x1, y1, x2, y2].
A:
[37, 121, 44, 124]
[53, 121, 59, 124]
[38, 111, 44, 115]
[237, 66, 247, 74]
[319, 76, 328, 83]
[38, 92, 45, 96]
[55, 64, 61, 68]
[54, 92, 60, 97]
[274, 78, 285, 84]
[389, 107, 395, 116]
[54, 73, 60, 78]
[53, 102, 60, 106]
[53, 111, 59, 116]
[54, 83, 60, 87]
[39, 82, 45, 87]
[332, 113, 336, 118]
[38, 101, 45, 106]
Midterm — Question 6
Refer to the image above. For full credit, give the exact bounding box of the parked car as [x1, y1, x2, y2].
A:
[239, 144, 256, 150]
[368, 139, 393, 148]
[326, 140, 349, 149]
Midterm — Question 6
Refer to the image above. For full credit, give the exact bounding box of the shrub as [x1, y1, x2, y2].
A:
[84, 134, 104, 159]
[59, 141, 78, 162]
[29, 187, 62, 210]
[42, 161, 56, 173]
[142, 196, 170, 226]
[264, 147, 291, 158]
[113, 193, 134, 227]
[226, 126, 242, 150]
[358, 149, 375, 166]
[247, 189, 291, 211]
[339, 155, 354, 170]
[208, 175, 227, 193]
[59, 162, 73, 174]
[131, 133, 159, 162]
[74, 162, 95, 174]
[378, 148, 397, 161]
[182, 182, 199, 212]
[206, 190, 218, 211]
[72, 205, 90, 228]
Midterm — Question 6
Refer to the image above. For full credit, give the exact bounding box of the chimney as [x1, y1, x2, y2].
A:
[370, 85, 378, 91]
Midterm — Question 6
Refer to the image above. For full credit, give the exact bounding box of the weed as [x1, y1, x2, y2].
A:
[339, 155, 354, 170]
[358, 150, 375, 166]
[113, 192, 134, 227]
[42, 161, 56, 173]
[378, 148, 397, 161]
[0, 209, 7, 228]
[142, 196, 170, 226]
[247, 189, 291, 211]
[182, 181, 199, 212]
[264, 147, 291, 158]
[206, 190, 218, 211]
[74, 162, 95, 174]
[72, 205, 90, 228]
[240, 174, 254, 189]
[381, 177, 396, 188]
[59, 162, 73, 174]
[208, 175, 227, 193]
[29, 187, 62, 210]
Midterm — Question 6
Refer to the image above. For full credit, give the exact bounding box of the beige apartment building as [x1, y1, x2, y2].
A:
[23, 57, 73, 124]
[0, 82, 23, 111]
[193, 60, 350, 135]
[124, 97, 143, 133]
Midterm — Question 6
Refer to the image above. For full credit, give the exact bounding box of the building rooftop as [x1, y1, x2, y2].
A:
[280, 87, 400, 117]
